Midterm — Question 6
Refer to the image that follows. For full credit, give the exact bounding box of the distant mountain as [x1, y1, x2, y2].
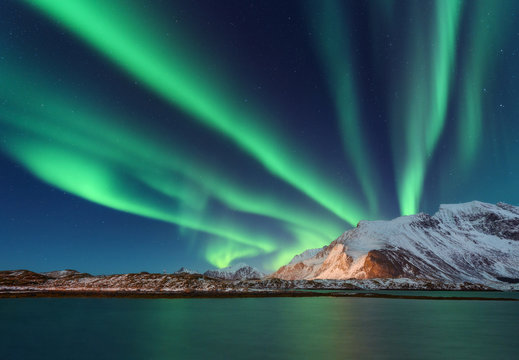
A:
[0, 269, 505, 292]
[42, 270, 84, 279]
[2, 201, 518, 292]
[204, 263, 265, 280]
[272, 201, 519, 288]
[173, 267, 199, 275]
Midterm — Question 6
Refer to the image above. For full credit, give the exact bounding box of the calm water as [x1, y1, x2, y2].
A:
[298, 290, 519, 299]
[1, 295, 518, 359]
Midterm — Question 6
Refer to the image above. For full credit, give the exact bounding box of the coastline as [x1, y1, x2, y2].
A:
[1, 289, 518, 301]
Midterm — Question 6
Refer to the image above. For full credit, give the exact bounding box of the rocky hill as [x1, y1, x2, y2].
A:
[0, 269, 497, 292]
[2, 201, 518, 293]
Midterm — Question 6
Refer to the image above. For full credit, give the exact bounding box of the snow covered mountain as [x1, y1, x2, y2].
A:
[0, 269, 496, 292]
[173, 267, 199, 275]
[288, 248, 322, 265]
[272, 201, 519, 287]
[42, 270, 84, 279]
[204, 263, 266, 280]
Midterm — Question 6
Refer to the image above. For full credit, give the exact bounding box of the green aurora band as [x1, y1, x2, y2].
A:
[4, 0, 515, 270]
[23, 0, 369, 225]
[205, 239, 263, 269]
[307, 0, 379, 214]
[0, 59, 345, 269]
[457, 1, 512, 169]
[392, 0, 463, 215]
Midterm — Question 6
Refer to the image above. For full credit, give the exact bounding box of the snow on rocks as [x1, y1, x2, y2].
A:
[204, 263, 266, 280]
[271, 201, 519, 289]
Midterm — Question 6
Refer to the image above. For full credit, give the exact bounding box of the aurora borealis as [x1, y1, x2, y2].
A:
[1, 0, 519, 273]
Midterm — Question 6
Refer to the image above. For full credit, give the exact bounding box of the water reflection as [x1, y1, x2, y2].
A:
[1, 297, 518, 359]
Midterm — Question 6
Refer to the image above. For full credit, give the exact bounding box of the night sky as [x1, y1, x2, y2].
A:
[1, 0, 518, 274]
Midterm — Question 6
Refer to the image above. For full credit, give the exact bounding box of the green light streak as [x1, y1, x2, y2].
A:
[458, 1, 510, 167]
[426, 0, 463, 154]
[23, 0, 368, 225]
[0, 98, 344, 241]
[393, 0, 462, 215]
[2, 133, 276, 253]
[205, 239, 260, 269]
[307, 0, 379, 213]
[0, 59, 348, 267]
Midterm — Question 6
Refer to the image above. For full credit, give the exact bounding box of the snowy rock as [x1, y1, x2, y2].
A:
[271, 201, 519, 288]
[173, 267, 199, 275]
[288, 248, 323, 265]
[42, 270, 83, 279]
[204, 263, 265, 280]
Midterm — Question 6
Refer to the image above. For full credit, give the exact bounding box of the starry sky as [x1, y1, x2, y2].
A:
[1, 0, 518, 274]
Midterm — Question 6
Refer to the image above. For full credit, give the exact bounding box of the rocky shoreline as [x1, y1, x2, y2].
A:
[1, 289, 517, 301]
[3, 269, 517, 296]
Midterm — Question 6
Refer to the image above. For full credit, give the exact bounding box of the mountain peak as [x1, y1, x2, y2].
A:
[222, 262, 249, 272]
[271, 201, 519, 287]
[173, 267, 199, 275]
[288, 248, 323, 265]
[42, 269, 82, 279]
[435, 200, 518, 215]
[204, 263, 265, 280]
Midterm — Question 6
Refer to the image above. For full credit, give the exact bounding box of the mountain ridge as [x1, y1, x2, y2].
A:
[2, 201, 518, 292]
[204, 263, 265, 280]
[0, 269, 500, 292]
[272, 201, 519, 288]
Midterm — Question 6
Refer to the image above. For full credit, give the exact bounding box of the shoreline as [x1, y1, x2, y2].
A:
[1, 289, 518, 301]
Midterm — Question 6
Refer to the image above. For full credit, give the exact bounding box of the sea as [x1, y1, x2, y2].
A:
[1, 291, 519, 359]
